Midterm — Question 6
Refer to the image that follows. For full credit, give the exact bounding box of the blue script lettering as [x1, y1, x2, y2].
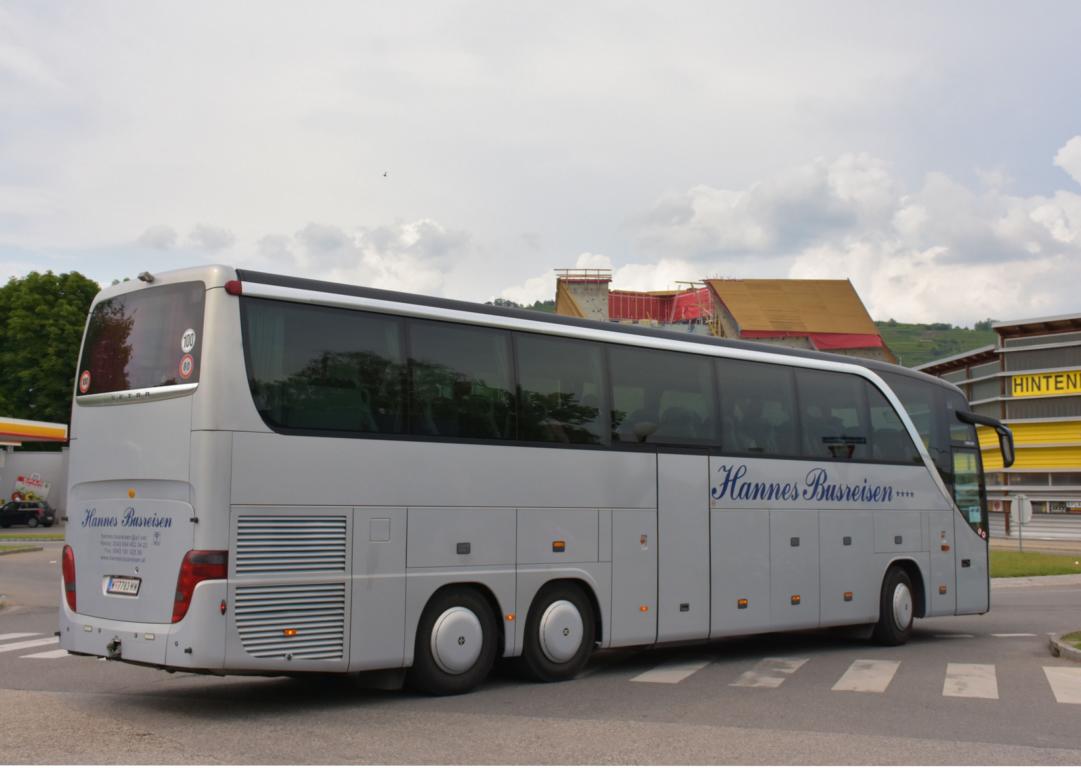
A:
[711, 464, 897, 505]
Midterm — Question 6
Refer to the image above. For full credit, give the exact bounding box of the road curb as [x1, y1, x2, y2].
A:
[1049, 633, 1081, 663]
[0, 545, 43, 556]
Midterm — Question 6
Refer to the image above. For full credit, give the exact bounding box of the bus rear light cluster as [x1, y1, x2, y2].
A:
[172, 550, 228, 623]
[61, 545, 77, 612]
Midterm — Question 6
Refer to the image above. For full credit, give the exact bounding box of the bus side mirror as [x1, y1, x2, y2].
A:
[956, 410, 1015, 468]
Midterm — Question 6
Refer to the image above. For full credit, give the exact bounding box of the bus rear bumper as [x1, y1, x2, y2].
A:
[58, 580, 227, 671]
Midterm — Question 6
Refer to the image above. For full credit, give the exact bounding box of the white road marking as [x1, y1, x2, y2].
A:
[943, 663, 998, 699]
[730, 657, 809, 688]
[935, 633, 976, 639]
[832, 659, 900, 693]
[991, 633, 1036, 638]
[21, 648, 69, 660]
[631, 658, 711, 684]
[0, 637, 58, 654]
[1044, 667, 1081, 705]
[0, 632, 39, 642]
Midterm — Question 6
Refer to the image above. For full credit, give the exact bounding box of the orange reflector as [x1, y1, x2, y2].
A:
[552, 540, 566, 553]
[283, 628, 298, 637]
[939, 584, 948, 594]
[941, 544, 951, 552]
[843, 592, 853, 602]
[505, 613, 515, 622]
[737, 598, 748, 609]
[128, 488, 136, 498]
[790, 595, 801, 605]
[639, 604, 649, 612]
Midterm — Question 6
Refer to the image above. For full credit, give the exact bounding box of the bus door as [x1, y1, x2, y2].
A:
[656, 452, 710, 642]
[947, 399, 990, 614]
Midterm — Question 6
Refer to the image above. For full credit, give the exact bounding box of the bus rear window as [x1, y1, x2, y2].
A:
[77, 281, 205, 396]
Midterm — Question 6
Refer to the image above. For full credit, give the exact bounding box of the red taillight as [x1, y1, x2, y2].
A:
[224, 279, 243, 296]
[61, 545, 77, 612]
[172, 550, 228, 623]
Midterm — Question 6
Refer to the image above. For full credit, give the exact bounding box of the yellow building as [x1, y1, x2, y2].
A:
[918, 314, 1081, 517]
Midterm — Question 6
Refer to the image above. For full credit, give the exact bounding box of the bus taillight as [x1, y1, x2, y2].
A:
[172, 550, 228, 623]
[61, 545, 77, 612]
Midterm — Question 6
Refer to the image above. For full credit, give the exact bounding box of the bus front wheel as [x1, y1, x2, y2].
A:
[407, 587, 498, 696]
[873, 567, 914, 646]
[520, 582, 595, 682]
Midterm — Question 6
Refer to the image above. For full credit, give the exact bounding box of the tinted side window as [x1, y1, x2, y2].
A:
[408, 320, 514, 440]
[242, 298, 404, 433]
[881, 372, 948, 476]
[867, 382, 921, 463]
[718, 359, 799, 456]
[516, 334, 606, 445]
[796, 369, 870, 460]
[609, 346, 717, 445]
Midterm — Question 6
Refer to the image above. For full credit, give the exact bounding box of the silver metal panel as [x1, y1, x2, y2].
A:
[516, 508, 598, 565]
[234, 582, 347, 660]
[709, 508, 771, 636]
[350, 507, 407, 671]
[231, 433, 657, 510]
[514, 564, 612, 654]
[407, 507, 515, 568]
[235, 514, 348, 574]
[598, 509, 612, 562]
[954, 517, 990, 614]
[927, 510, 957, 615]
[403, 567, 516, 665]
[873, 509, 924, 553]
[770, 509, 820, 630]
[657, 454, 710, 643]
[189, 431, 232, 550]
[610, 508, 657, 646]
[819, 510, 876, 625]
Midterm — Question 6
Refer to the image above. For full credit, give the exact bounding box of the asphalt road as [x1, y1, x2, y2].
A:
[2, 543, 1081, 764]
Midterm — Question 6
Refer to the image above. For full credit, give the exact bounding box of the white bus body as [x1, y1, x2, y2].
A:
[59, 265, 1002, 694]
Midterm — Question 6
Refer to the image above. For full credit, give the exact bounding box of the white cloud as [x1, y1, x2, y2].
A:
[136, 225, 178, 250]
[188, 224, 235, 252]
[1054, 136, 1081, 186]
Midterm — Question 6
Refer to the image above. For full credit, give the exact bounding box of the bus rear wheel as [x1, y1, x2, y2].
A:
[873, 566, 914, 646]
[407, 587, 498, 696]
[521, 582, 595, 682]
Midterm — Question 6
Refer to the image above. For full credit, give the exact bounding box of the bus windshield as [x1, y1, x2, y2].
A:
[76, 281, 205, 396]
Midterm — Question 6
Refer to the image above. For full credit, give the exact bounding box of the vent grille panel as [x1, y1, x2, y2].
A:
[235, 515, 348, 574]
[235, 583, 346, 660]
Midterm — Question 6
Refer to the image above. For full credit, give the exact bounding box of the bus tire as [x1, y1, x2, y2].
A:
[521, 582, 595, 682]
[873, 566, 914, 646]
[407, 587, 498, 696]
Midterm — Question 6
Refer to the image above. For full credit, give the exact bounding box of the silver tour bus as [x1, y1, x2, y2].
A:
[59, 265, 1014, 694]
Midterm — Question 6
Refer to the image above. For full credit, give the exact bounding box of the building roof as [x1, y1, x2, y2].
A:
[915, 344, 998, 375]
[992, 313, 1081, 338]
[705, 279, 879, 335]
[0, 416, 68, 445]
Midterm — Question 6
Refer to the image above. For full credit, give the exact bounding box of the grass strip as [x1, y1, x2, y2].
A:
[0, 544, 42, 555]
[990, 550, 1081, 578]
[0, 532, 65, 541]
[1061, 631, 1081, 651]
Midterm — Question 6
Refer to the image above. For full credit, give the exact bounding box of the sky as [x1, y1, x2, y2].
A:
[2, 1, 1081, 326]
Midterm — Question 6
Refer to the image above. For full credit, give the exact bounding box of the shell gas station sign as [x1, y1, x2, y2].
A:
[1011, 370, 1081, 398]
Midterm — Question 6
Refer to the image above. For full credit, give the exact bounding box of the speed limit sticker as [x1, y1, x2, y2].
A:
[78, 370, 92, 393]
[178, 354, 194, 380]
[181, 328, 196, 354]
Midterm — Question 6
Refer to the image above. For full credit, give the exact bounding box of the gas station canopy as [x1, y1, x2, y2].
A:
[0, 416, 68, 446]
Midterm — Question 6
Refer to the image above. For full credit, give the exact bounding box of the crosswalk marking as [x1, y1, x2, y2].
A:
[0, 637, 59, 654]
[991, 633, 1036, 638]
[730, 657, 808, 688]
[832, 659, 900, 693]
[21, 648, 69, 660]
[934, 633, 975, 639]
[943, 663, 998, 699]
[0, 632, 39, 642]
[1044, 667, 1081, 704]
[631, 658, 711, 684]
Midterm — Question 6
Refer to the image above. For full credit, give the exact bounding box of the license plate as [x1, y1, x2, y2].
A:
[106, 576, 141, 596]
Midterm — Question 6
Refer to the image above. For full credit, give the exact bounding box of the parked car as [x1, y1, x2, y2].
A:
[0, 500, 56, 528]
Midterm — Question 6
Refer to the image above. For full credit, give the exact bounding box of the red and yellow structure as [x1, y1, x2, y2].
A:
[0, 416, 68, 446]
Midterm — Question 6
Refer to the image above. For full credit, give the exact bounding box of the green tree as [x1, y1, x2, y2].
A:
[0, 271, 100, 442]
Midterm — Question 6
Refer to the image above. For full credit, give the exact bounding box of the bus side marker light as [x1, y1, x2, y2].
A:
[941, 544, 951, 552]
[283, 628, 298, 637]
[220, 600, 227, 615]
[128, 488, 136, 499]
[639, 604, 649, 612]
[225, 279, 243, 295]
[843, 592, 853, 602]
[737, 599, 748, 609]
[505, 614, 515, 622]
[552, 540, 565, 553]
[939, 585, 948, 594]
[790, 595, 801, 605]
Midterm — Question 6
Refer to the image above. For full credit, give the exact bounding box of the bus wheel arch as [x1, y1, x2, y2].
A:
[873, 560, 922, 646]
[519, 579, 599, 682]
[887, 558, 927, 619]
[407, 583, 502, 695]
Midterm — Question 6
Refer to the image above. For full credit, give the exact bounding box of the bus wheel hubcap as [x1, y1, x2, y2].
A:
[539, 600, 583, 664]
[430, 607, 483, 674]
[892, 583, 913, 629]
